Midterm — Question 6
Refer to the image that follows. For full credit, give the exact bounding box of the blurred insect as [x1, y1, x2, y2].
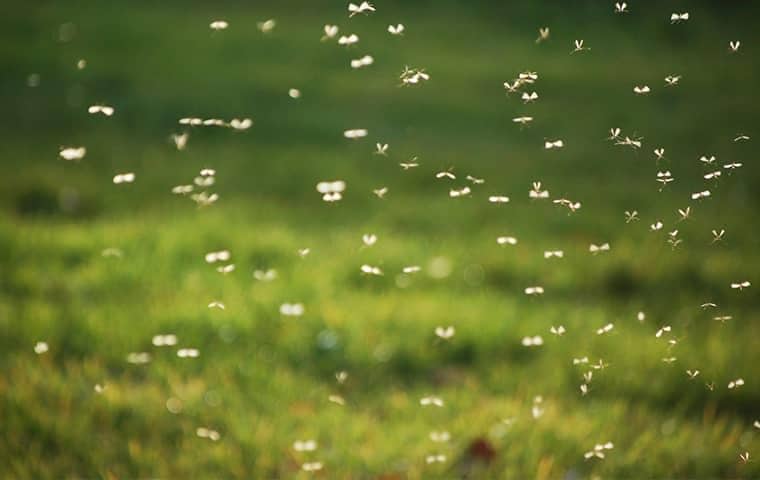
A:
[667, 230, 682, 249]
[522, 91, 538, 103]
[544, 139, 564, 149]
[503, 80, 521, 94]
[209, 20, 228, 31]
[400, 67, 430, 86]
[88, 104, 114, 116]
[449, 186, 471, 198]
[216, 264, 235, 274]
[704, 170, 721, 180]
[550, 325, 566, 336]
[280, 303, 304, 316]
[374, 143, 388, 155]
[373, 187, 388, 198]
[573, 357, 589, 365]
[734, 134, 750, 142]
[662, 356, 677, 363]
[572, 39, 590, 53]
[172, 132, 188, 150]
[670, 12, 689, 23]
[322, 24, 338, 41]
[584, 442, 614, 460]
[298, 248, 311, 258]
[426, 454, 447, 464]
[293, 440, 318, 452]
[521, 335, 544, 346]
[196, 427, 220, 441]
[362, 233, 377, 246]
[701, 302, 718, 309]
[754, 421, 760, 429]
[731, 281, 751, 291]
[616, 135, 643, 149]
[637, 311, 646, 322]
[665, 75, 681, 86]
[430, 431, 451, 443]
[253, 269, 278, 282]
[532, 396, 545, 418]
[338, 34, 359, 46]
[256, 19, 276, 33]
[536, 27, 550, 43]
[350, 55, 374, 69]
[729, 41, 741, 52]
[596, 323, 614, 335]
[360, 264, 383, 276]
[654, 148, 665, 162]
[301, 462, 323, 472]
[699, 155, 716, 165]
[553, 198, 581, 213]
[317, 180, 346, 202]
[435, 326, 455, 340]
[177, 348, 200, 358]
[489, 195, 510, 203]
[59, 146, 86, 161]
[328, 394, 345, 405]
[400, 157, 420, 169]
[711, 229, 725, 243]
[655, 325, 671, 338]
[728, 378, 745, 389]
[589, 243, 610, 254]
[713, 315, 732, 324]
[113, 172, 135, 184]
[686, 369, 700, 379]
[723, 162, 743, 171]
[101, 247, 123, 258]
[208, 301, 225, 310]
[388, 24, 404, 35]
[691, 190, 711, 200]
[706, 382, 715, 391]
[608, 127, 621, 141]
[348, 1, 375, 16]
[288, 88, 301, 99]
[403, 265, 421, 274]
[229, 118, 253, 130]
[152, 334, 178, 346]
[739, 452, 750, 464]
[205, 250, 230, 263]
[580, 384, 590, 396]
[127, 352, 151, 364]
[544, 250, 564, 259]
[496, 236, 518, 246]
[677, 207, 691, 221]
[466, 175, 485, 185]
[625, 210, 639, 223]
[615, 2, 628, 13]
[530, 181, 550, 199]
[524, 286, 544, 296]
[513, 116, 534, 126]
[420, 396, 444, 407]
[436, 169, 456, 180]
[633, 85, 651, 95]
[34, 341, 48, 354]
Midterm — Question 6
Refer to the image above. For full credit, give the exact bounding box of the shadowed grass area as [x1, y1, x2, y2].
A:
[1, 0, 759, 478]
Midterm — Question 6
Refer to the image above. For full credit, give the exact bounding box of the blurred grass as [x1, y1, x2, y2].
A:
[1, 0, 759, 478]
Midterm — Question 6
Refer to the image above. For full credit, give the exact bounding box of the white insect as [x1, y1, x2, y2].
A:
[362, 233, 377, 246]
[513, 116, 534, 126]
[544, 250, 564, 259]
[253, 269, 277, 282]
[400, 157, 420, 169]
[400, 67, 430, 86]
[388, 24, 404, 35]
[730, 281, 751, 291]
[550, 325, 566, 336]
[572, 39, 590, 53]
[426, 454, 447, 464]
[488, 195, 510, 203]
[126, 352, 151, 364]
[435, 169, 456, 180]
[293, 440, 318, 452]
[434, 326, 455, 340]
[360, 264, 383, 276]
[152, 334, 177, 346]
[88, 104, 114, 116]
[553, 198, 581, 213]
[403, 266, 421, 274]
[177, 348, 199, 358]
[700, 155, 716, 165]
[625, 210, 639, 223]
[728, 378, 745, 389]
[316, 180, 346, 202]
[34, 341, 49, 354]
[608, 127, 622, 140]
[686, 369, 700, 379]
[521, 335, 544, 346]
[298, 248, 311, 258]
[466, 175, 485, 185]
[322, 24, 339, 41]
[723, 162, 743, 171]
[691, 190, 711, 200]
[229, 118, 253, 131]
[536, 27, 550, 43]
[113, 173, 135, 184]
[654, 148, 665, 161]
[373, 187, 388, 198]
[172, 132, 188, 150]
[655, 325, 671, 338]
[522, 91, 538, 103]
[596, 323, 614, 335]
[196, 427, 220, 441]
[430, 431, 451, 443]
[350, 55, 374, 69]
[216, 264, 235, 274]
[704, 170, 721, 180]
[256, 19, 276, 34]
[670, 12, 689, 23]
[573, 357, 589, 365]
[734, 134, 750, 142]
[374, 143, 388, 155]
[584, 442, 614, 460]
[677, 207, 691, 221]
[343, 128, 367, 139]
[207, 301, 225, 310]
[59, 146, 86, 161]
[209, 20, 228, 31]
[656, 171, 673, 188]
[637, 311, 646, 322]
[205, 250, 230, 263]
[711, 229, 725, 243]
[739, 452, 750, 464]
[544, 139, 564, 149]
[497, 236, 518, 246]
[524, 287, 544, 296]
[301, 462, 323, 472]
[420, 396, 444, 407]
[589, 243, 610, 254]
[615, 2, 628, 13]
[279, 303, 305, 317]
[449, 186, 471, 198]
[651, 221, 664, 231]
[288, 88, 301, 99]
[530, 181, 549, 199]
[348, 1, 375, 17]
[338, 34, 359, 46]
[729, 41, 741, 52]
[633, 85, 651, 95]
[665, 75, 681, 86]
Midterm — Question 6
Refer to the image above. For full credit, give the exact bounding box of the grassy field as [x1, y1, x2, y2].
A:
[1, 1, 760, 478]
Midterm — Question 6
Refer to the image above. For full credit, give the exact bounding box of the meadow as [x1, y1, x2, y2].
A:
[1, 1, 759, 478]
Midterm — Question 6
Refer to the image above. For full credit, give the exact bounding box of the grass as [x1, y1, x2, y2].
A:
[1, 0, 759, 478]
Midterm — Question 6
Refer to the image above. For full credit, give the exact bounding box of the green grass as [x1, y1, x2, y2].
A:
[1, 1, 760, 478]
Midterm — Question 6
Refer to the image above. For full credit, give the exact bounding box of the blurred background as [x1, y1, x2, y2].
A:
[1, 1, 759, 478]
